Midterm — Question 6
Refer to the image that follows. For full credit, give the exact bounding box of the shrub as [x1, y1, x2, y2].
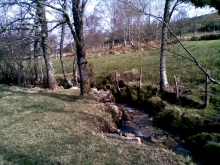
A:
[186, 133, 220, 163]
[156, 106, 205, 135]
[147, 96, 167, 114]
[187, 133, 220, 148]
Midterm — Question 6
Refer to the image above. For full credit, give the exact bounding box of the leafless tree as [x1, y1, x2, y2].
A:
[36, 0, 57, 90]
[0, 0, 58, 89]
[120, 0, 220, 90]
[59, 0, 73, 88]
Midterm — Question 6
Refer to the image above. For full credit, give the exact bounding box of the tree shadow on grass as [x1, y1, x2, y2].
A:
[0, 85, 97, 103]
[0, 142, 65, 165]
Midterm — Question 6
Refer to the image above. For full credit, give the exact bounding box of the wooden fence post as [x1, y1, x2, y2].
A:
[114, 71, 120, 91]
[139, 68, 142, 92]
[205, 70, 210, 108]
[174, 76, 179, 98]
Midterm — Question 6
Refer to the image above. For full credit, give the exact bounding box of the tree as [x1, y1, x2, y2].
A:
[182, 0, 220, 13]
[59, 0, 73, 88]
[172, 9, 188, 40]
[160, 0, 181, 90]
[0, 0, 58, 89]
[121, 0, 220, 91]
[160, 0, 171, 89]
[36, 0, 57, 90]
[35, 0, 89, 95]
[71, 0, 89, 95]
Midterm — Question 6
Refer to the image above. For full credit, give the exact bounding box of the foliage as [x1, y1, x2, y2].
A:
[186, 133, 220, 163]
[182, 0, 220, 13]
[199, 20, 220, 32]
[146, 96, 167, 114]
[171, 12, 220, 37]
[187, 133, 220, 147]
[156, 106, 217, 135]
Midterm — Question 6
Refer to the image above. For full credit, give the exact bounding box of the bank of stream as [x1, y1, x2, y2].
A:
[116, 103, 201, 164]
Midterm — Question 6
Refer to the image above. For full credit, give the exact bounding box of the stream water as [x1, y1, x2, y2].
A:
[117, 103, 198, 161]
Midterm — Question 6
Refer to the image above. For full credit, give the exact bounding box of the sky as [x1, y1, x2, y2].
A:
[86, 1, 217, 18]
[187, 6, 217, 17]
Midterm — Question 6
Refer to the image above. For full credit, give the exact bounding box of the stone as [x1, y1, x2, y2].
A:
[106, 133, 141, 144]
[124, 133, 136, 137]
[70, 86, 79, 90]
[98, 90, 114, 103]
[91, 87, 99, 94]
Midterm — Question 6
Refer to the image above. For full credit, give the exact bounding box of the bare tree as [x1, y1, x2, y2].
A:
[71, 0, 89, 95]
[48, 0, 89, 95]
[121, 0, 220, 91]
[36, 0, 57, 90]
[160, 0, 172, 89]
[59, 0, 73, 88]
[172, 9, 188, 40]
[0, 0, 58, 89]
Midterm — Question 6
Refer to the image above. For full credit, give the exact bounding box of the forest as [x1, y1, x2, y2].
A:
[0, 0, 220, 164]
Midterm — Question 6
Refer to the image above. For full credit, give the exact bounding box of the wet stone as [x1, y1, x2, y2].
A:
[117, 103, 192, 157]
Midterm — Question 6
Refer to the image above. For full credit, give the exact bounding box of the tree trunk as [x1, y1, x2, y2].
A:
[76, 46, 88, 95]
[72, 0, 89, 96]
[73, 54, 78, 84]
[33, 21, 40, 81]
[205, 70, 210, 108]
[60, 24, 73, 88]
[160, 0, 170, 90]
[59, 2, 73, 88]
[37, 0, 57, 90]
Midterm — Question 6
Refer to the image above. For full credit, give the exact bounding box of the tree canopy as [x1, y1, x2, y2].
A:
[182, 0, 220, 13]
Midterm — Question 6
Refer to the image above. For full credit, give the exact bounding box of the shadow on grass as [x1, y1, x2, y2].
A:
[0, 85, 97, 103]
[0, 85, 99, 130]
[0, 146, 63, 165]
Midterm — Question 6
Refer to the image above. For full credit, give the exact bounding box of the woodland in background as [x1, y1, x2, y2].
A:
[0, 0, 220, 95]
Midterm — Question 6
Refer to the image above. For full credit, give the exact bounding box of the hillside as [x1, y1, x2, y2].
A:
[171, 12, 220, 36]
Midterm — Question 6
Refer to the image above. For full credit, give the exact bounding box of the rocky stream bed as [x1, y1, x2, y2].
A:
[117, 103, 191, 156]
[91, 87, 202, 164]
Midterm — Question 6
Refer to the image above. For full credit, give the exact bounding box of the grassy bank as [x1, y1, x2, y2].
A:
[0, 84, 194, 164]
[53, 40, 220, 108]
[53, 40, 220, 164]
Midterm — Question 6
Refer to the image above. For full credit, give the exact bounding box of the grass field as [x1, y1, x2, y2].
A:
[1, 40, 219, 164]
[53, 40, 220, 109]
[0, 84, 194, 164]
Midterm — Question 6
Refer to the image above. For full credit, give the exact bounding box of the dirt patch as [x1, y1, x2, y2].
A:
[87, 116, 118, 133]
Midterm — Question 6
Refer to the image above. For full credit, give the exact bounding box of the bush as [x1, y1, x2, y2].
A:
[147, 96, 167, 114]
[156, 106, 205, 135]
[186, 133, 220, 162]
[187, 133, 220, 148]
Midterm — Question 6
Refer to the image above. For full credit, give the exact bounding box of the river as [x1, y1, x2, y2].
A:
[117, 103, 201, 164]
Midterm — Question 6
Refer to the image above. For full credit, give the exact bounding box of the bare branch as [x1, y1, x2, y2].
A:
[122, 0, 220, 86]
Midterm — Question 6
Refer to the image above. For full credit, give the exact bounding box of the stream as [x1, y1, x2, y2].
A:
[117, 103, 199, 161]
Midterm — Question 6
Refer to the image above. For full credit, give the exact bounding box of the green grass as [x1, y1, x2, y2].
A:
[0, 84, 194, 164]
[53, 40, 220, 108]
